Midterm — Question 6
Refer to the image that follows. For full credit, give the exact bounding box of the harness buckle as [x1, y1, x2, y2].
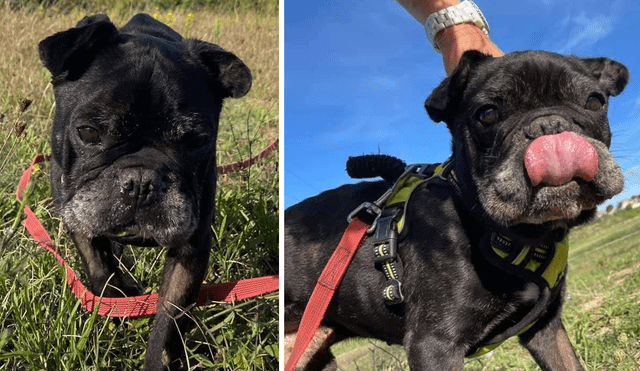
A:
[402, 163, 432, 178]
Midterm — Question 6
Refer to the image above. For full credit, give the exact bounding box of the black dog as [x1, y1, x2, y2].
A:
[285, 51, 628, 370]
[39, 14, 251, 370]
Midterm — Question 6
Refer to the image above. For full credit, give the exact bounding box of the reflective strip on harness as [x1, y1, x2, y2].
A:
[386, 162, 446, 207]
[467, 234, 568, 358]
[490, 234, 568, 289]
[386, 162, 449, 233]
[467, 322, 536, 359]
[542, 237, 569, 288]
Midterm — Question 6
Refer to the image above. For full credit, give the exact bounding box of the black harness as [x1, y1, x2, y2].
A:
[346, 155, 569, 358]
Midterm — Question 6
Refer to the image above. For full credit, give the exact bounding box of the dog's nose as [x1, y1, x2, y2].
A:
[525, 115, 570, 139]
[120, 169, 161, 207]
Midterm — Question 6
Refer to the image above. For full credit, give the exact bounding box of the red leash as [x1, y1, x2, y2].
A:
[284, 218, 369, 371]
[218, 139, 279, 175]
[16, 140, 279, 318]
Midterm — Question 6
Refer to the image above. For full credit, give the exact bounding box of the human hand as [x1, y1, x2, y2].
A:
[436, 22, 504, 75]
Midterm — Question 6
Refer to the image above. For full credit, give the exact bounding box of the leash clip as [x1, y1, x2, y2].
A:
[348, 182, 401, 233]
[347, 162, 438, 233]
[347, 202, 383, 233]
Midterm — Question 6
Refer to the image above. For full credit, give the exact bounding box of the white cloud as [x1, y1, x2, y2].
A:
[364, 75, 398, 91]
[322, 110, 400, 146]
[560, 12, 613, 53]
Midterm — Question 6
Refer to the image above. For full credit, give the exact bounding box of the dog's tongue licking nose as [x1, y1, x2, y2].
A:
[524, 132, 599, 187]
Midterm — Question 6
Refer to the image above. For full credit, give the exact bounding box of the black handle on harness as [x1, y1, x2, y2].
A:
[372, 210, 405, 305]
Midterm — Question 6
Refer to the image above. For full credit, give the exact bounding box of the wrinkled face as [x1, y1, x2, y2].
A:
[51, 39, 221, 248]
[426, 51, 629, 227]
[39, 14, 252, 248]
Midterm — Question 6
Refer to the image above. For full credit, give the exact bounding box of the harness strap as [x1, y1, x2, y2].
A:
[286, 155, 571, 365]
[365, 157, 570, 358]
[371, 161, 453, 304]
[372, 208, 404, 304]
[467, 286, 551, 357]
[285, 218, 370, 371]
[466, 233, 568, 357]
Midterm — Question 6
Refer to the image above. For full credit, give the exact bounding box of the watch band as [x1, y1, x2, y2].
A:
[424, 0, 490, 52]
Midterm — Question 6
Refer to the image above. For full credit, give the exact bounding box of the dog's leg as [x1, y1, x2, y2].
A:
[284, 317, 339, 371]
[143, 233, 210, 371]
[405, 334, 464, 371]
[519, 314, 584, 371]
[71, 233, 141, 297]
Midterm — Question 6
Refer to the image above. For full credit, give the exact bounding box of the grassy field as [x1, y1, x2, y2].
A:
[330, 206, 640, 370]
[0, 2, 278, 370]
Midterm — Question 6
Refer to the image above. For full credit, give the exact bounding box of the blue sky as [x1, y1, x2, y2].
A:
[284, 0, 640, 210]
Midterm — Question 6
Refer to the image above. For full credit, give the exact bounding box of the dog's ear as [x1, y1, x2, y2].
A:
[75, 14, 112, 28]
[39, 15, 118, 83]
[186, 40, 252, 99]
[425, 50, 491, 124]
[577, 57, 629, 97]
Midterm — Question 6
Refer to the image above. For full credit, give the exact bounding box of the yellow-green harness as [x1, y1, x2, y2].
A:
[363, 160, 569, 358]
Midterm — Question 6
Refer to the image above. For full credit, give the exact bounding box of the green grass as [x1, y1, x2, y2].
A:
[0, 4, 278, 371]
[330, 208, 640, 370]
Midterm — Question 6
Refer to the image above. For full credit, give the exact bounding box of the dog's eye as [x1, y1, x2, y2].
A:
[77, 126, 100, 144]
[181, 133, 209, 150]
[585, 95, 605, 111]
[475, 106, 500, 126]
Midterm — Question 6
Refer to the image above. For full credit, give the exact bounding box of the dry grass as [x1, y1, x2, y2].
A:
[0, 4, 278, 139]
[0, 4, 278, 370]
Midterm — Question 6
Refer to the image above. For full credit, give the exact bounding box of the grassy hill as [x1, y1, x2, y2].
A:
[0, 3, 278, 370]
[331, 207, 640, 370]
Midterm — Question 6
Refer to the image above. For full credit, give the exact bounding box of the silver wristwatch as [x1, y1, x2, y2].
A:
[424, 0, 490, 52]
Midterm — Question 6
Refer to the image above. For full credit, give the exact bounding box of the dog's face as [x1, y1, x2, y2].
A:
[39, 14, 252, 247]
[426, 51, 629, 227]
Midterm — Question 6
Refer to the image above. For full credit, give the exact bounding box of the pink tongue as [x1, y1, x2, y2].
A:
[524, 132, 599, 186]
